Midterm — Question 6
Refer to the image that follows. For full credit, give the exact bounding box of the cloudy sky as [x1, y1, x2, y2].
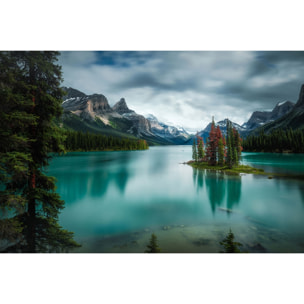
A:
[59, 51, 304, 132]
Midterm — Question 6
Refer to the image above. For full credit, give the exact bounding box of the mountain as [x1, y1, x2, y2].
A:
[60, 87, 183, 145]
[112, 98, 135, 115]
[112, 98, 154, 137]
[145, 114, 190, 144]
[242, 100, 295, 131]
[194, 119, 246, 143]
[254, 84, 304, 133]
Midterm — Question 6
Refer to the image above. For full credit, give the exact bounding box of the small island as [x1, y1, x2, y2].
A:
[187, 117, 272, 177]
[187, 160, 266, 175]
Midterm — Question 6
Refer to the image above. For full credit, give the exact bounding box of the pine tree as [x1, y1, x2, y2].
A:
[206, 117, 218, 166]
[0, 52, 37, 250]
[197, 135, 204, 160]
[215, 125, 225, 166]
[219, 229, 243, 253]
[225, 119, 241, 168]
[192, 137, 198, 162]
[217, 137, 225, 166]
[145, 233, 161, 253]
[0, 51, 80, 252]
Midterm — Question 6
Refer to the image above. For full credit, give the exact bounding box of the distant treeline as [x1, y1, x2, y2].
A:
[242, 128, 304, 153]
[64, 130, 149, 151]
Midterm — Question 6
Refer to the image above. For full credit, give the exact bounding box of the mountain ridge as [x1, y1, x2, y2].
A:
[60, 87, 190, 145]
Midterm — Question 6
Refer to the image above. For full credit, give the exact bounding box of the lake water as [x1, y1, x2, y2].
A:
[48, 146, 304, 253]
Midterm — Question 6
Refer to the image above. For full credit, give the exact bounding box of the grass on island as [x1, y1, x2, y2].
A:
[187, 160, 304, 180]
[187, 161, 266, 175]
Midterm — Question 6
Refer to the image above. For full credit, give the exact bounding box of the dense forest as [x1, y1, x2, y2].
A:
[64, 130, 149, 151]
[242, 128, 304, 153]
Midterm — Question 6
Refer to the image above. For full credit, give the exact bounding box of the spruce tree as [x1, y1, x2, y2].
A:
[206, 117, 218, 166]
[145, 233, 161, 253]
[197, 136, 204, 160]
[0, 52, 37, 250]
[192, 137, 198, 162]
[217, 138, 225, 166]
[0, 51, 80, 252]
[219, 229, 243, 253]
[225, 120, 235, 168]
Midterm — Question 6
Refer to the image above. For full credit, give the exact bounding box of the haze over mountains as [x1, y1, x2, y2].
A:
[61, 87, 191, 145]
[60, 85, 304, 145]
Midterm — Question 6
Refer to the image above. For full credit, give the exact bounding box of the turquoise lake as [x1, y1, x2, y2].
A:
[48, 146, 304, 253]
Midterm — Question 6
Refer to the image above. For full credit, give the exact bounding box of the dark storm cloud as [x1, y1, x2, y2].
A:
[59, 51, 304, 129]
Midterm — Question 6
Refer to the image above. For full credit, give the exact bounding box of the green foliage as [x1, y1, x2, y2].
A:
[219, 229, 243, 253]
[217, 138, 225, 166]
[64, 130, 149, 151]
[193, 118, 242, 168]
[192, 138, 198, 161]
[197, 137, 204, 160]
[145, 233, 161, 253]
[242, 128, 304, 153]
[225, 120, 242, 168]
[0, 51, 80, 252]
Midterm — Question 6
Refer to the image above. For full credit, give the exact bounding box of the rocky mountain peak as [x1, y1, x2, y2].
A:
[86, 94, 112, 114]
[112, 98, 135, 115]
[270, 100, 294, 120]
[62, 87, 86, 100]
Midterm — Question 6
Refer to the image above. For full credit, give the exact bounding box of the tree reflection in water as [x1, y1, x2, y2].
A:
[193, 169, 242, 214]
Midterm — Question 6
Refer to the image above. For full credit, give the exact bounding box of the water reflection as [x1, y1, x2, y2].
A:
[226, 175, 242, 210]
[193, 169, 242, 213]
[205, 171, 226, 213]
[52, 152, 132, 204]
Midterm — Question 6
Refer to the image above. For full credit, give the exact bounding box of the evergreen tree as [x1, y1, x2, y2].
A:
[225, 120, 242, 168]
[217, 137, 225, 166]
[197, 135, 204, 160]
[205, 117, 217, 165]
[225, 120, 233, 168]
[0, 51, 80, 252]
[0, 52, 37, 249]
[192, 137, 198, 161]
[215, 125, 225, 166]
[242, 128, 304, 153]
[145, 233, 161, 253]
[219, 229, 243, 253]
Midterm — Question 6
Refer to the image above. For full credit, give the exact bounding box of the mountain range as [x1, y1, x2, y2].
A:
[252, 84, 304, 134]
[60, 87, 191, 145]
[193, 93, 299, 143]
[60, 84, 304, 145]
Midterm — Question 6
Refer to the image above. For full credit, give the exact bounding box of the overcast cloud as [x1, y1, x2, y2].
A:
[59, 51, 304, 132]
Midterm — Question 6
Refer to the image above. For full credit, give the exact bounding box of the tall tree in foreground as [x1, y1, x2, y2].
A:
[0, 52, 36, 250]
[0, 51, 80, 252]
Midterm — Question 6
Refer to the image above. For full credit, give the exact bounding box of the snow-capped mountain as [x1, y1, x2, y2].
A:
[112, 98, 154, 137]
[61, 87, 189, 145]
[197, 119, 247, 142]
[145, 114, 190, 144]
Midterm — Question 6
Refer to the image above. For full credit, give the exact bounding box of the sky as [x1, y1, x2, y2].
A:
[59, 51, 304, 133]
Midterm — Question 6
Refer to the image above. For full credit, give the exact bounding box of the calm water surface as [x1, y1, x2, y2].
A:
[48, 147, 304, 253]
